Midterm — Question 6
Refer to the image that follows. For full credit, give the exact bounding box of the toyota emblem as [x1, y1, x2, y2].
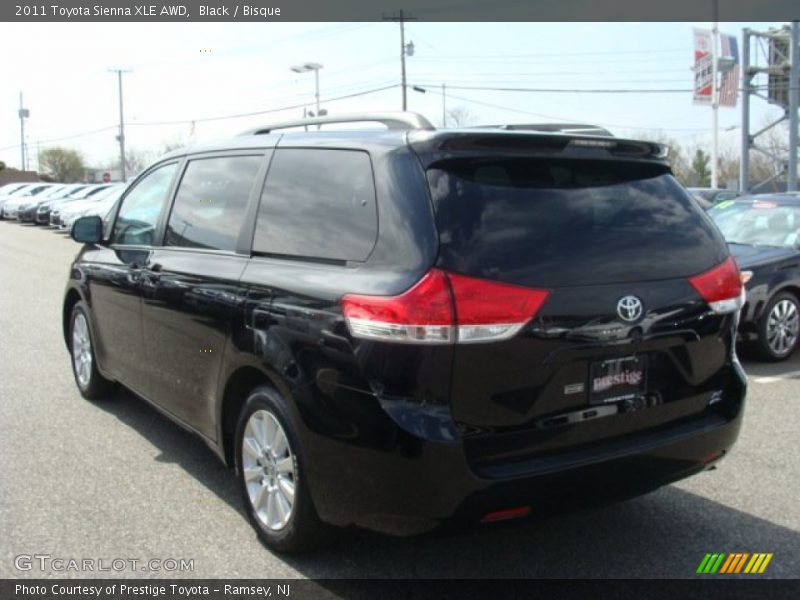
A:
[617, 295, 643, 322]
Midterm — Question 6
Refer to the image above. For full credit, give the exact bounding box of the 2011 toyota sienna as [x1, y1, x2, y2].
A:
[64, 113, 747, 552]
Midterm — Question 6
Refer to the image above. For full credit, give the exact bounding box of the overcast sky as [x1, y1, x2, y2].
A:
[0, 21, 788, 171]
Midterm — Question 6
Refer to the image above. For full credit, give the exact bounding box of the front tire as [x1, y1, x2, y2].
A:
[69, 302, 115, 400]
[755, 291, 800, 362]
[235, 386, 331, 552]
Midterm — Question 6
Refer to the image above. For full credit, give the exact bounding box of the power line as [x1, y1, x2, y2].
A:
[413, 83, 695, 94]
[132, 83, 399, 126]
[422, 87, 713, 133]
[409, 47, 689, 60]
[0, 85, 400, 152]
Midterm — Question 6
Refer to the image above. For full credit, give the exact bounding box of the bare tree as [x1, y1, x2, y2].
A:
[446, 106, 476, 128]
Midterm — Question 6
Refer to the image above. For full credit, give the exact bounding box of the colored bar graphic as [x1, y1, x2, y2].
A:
[697, 554, 713, 574]
[759, 554, 773, 573]
[745, 554, 761, 573]
[699, 552, 773, 575]
[719, 554, 736, 574]
[734, 553, 750, 573]
[711, 554, 726, 573]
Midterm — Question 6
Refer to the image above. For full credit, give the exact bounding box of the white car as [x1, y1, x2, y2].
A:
[0, 182, 48, 214]
[1, 183, 58, 219]
[60, 186, 126, 233]
[50, 184, 121, 227]
[32, 184, 92, 224]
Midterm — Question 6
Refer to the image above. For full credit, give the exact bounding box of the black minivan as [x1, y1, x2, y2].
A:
[64, 113, 747, 551]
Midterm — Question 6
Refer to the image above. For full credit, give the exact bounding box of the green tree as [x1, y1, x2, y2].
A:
[39, 147, 85, 182]
[691, 149, 711, 187]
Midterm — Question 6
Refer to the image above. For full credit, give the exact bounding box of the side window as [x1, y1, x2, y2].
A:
[253, 149, 377, 262]
[112, 163, 178, 246]
[165, 155, 263, 252]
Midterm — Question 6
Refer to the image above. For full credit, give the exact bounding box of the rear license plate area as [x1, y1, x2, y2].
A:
[590, 355, 647, 405]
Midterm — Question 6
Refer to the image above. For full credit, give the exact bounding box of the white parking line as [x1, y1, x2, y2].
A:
[750, 369, 800, 384]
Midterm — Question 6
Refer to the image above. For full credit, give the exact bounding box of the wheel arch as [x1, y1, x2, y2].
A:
[62, 287, 83, 349]
[218, 365, 291, 468]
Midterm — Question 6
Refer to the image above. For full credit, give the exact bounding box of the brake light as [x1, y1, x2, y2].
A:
[341, 269, 453, 344]
[447, 272, 550, 343]
[688, 257, 743, 314]
[341, 269, 550, 344]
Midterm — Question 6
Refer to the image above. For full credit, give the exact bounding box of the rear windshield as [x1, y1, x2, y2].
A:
[427, 158, 726, 287]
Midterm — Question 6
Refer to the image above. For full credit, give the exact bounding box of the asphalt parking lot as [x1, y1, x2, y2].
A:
[1, 219, 798, 580]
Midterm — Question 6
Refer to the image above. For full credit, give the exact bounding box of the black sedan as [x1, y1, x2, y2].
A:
[709, 195, 800, 361]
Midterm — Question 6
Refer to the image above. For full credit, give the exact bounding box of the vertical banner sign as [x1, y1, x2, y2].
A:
[693, 28, 714, 105]
[718, 33, 740, 107]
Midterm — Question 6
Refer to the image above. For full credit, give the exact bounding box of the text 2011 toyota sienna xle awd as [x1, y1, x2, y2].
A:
[64, 113, 746, 551]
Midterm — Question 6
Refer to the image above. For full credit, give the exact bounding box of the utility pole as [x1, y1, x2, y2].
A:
[740, 28, 751, 193]
[788, 21, 799, 191]
[109, 69, 131, 182]
[383, 10, 416, 110]
[18, 92, 29, 171]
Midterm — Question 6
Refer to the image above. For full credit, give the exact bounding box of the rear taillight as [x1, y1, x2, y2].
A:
[688, 256, 744, 314]
[341, 269, 550, 344]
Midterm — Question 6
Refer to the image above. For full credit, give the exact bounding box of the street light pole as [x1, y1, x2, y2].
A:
[109, 68, 131, 182]
[442, 83, 447, 127]
[314, 67, 321, 117]
[18, 92, 29, 171]
[291, 62, 324, 125]
[400, 11, 407, 110]
[711, 8, 719, 189]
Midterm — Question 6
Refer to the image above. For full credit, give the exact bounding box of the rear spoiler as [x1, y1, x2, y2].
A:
[408, 130, 670, 168]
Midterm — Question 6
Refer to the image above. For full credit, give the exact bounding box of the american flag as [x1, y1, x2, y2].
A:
[718, 33, 739, 107]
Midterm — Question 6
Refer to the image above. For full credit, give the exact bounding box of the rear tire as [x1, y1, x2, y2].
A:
[235, 385, 332, 552]
[755, 291, 800, 362]
[69, 302, 115, 400]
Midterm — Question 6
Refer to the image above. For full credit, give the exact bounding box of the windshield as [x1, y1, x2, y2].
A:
[709, 200, 800, 248]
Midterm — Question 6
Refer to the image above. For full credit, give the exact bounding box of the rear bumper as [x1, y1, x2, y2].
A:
[303, 365, 746, 531]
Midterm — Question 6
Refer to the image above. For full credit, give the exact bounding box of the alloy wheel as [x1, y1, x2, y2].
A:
[71, 312, 93, 388]
[242, 410, 297, 531]
[766, 299, 799, 357]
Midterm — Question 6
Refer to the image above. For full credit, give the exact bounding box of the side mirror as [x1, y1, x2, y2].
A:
[71, 215, 104, 244]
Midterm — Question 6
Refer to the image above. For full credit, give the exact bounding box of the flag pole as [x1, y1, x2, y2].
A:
[711, 2, 719, 188]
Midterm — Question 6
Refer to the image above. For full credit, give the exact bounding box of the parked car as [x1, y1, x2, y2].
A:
[0, 183, 40, 212]
[709, 195, 800, 361]
[33, 184, 92, 224]
[688, 187, 740, 206]
[18, 184, 74, 222]
[0, 182, 33, 200]
[59, 186, 126, 233]
[65, 113, 746, 552]
[48, 184, 117, 227]
[1, 183, 58, 219]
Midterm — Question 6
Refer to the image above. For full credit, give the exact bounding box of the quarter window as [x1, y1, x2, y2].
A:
[165, 155, 264, 252]
[253, 149, 377, 262]
[112, 162, 178, 246]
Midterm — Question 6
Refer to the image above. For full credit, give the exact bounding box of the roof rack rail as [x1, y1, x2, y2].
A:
[476, 123, 615, 137]
[241, 112, 435, 135]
